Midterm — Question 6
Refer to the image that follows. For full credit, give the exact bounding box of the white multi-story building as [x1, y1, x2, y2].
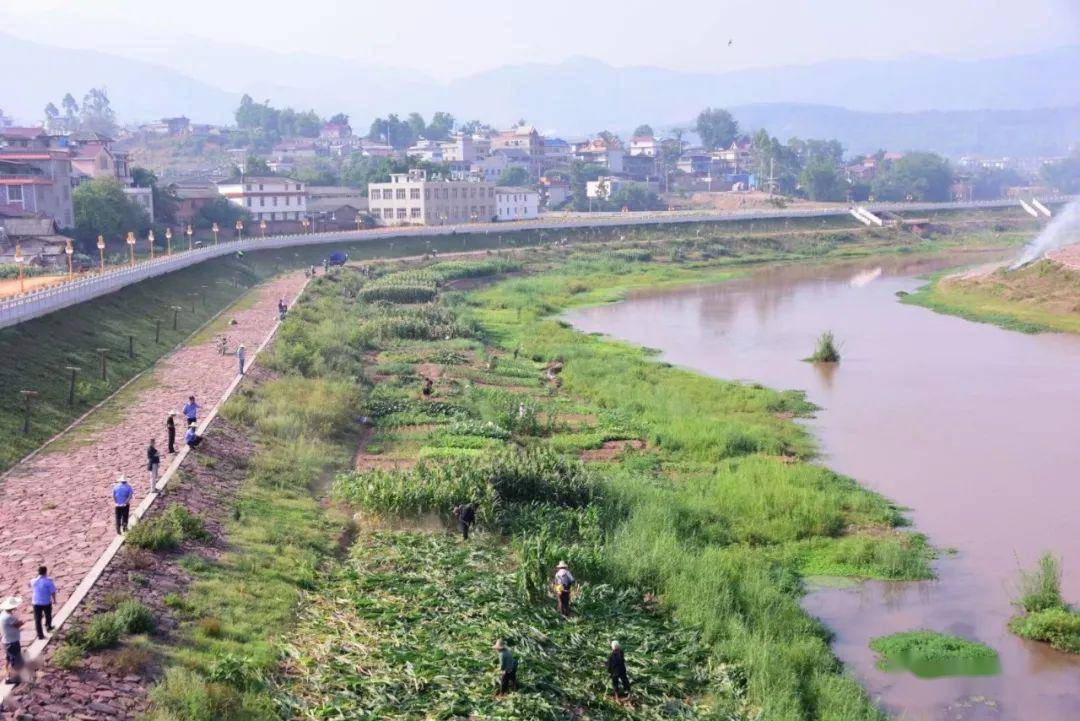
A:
[215, 176, 308, 228]
[406, 139, 444, 163]
[439, 134, 477, 163]
[629, 135, 660, 157]
[368, 169, 495, 226]
[495, 186, 539, 221]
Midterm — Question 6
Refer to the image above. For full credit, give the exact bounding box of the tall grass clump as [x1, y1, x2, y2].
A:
[1009, 552, 1080, 653]
[805, 330, 841, 363]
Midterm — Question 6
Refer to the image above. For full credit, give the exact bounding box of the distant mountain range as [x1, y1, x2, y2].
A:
[1, 31, 1077, 157]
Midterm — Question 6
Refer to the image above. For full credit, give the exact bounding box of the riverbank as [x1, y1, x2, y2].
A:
[903, 259, 1080, 334]
[2, 219, 1033, 719]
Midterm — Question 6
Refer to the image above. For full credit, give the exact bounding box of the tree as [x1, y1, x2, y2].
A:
[294, 157, 340, 186]
[131, 167, 179, 225]
[61, 93, 79, 132]
[799, 156, 842, 201]
[72, 178, 149, 247]
[696, 108, 739, 150]
[606, 183, 663, 211]
[43, 103, 59, 132]
[80, 87, 118, 136]
[751, 129, 800, 194]
[633, 124, 654, 137]
[1040, 156, 1080, 194]
[597, 130, 618, 146]
[498, 166, 532, 187]
[195, 197, 248, 230]
[426, 112, 455, 141]
[406, 112, 427, 140]
[460, 119, 492, 135]
[368, 114, 416, 149]
[328, 112, 350, 126]
[568, 161, 608, 211]
[971, 167, 1023, 200]
[871, 152, 954, 202]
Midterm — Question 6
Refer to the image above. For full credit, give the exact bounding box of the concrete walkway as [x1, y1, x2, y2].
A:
[0, 272, 307, 647]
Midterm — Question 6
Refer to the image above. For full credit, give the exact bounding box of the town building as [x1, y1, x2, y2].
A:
[367, 169, 494, 226]
[215, 176, 308, 229]
[628, 135, 660, 157]
[572, 138, 624, 173]
[539, 176, 571, 208]
[439, 134, 478, 164]
[470, 154, 510, 183]
[0, 215, 74, 268]
[542, 138, 572, 165]
[320, 122, 352, 140]
[494, 186, 540, 221]
[357, 139, 396, 158]
[307, 186, 369, 230]
[491, 126, 544, 168]
[0, 127, 75, 227]
[406, 139, 444, 163]
[622, 153, 657, 180]
[174, 183, 220, 225]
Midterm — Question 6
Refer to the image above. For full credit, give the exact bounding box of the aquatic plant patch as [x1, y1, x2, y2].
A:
[869, 631, 1000, 678]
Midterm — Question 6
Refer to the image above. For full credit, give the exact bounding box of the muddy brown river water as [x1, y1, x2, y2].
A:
[565, 254, 1080, 720]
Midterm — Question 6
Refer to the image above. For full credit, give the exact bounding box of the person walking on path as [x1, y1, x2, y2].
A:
[166, 413, 177, 454]
[554, 561, 575, 617]
[237, 344, 247, 376]
[494, 640, 518, 695]
[453, 502, 476, 540]
[1, 597, 24, 685]
[606, 640, 631, 698]
[277, 298, 288, 320]
[113, 476, 133, 535]
[185, 422, 203, 450]
[183, 396, 200, 426]
[29, 567, 56, 640]
[147, 439, 161, 489]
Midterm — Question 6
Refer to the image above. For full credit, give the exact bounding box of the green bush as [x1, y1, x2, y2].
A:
[128, 516, 182, 551]
[51, 643, 84, 669]
[146, 667, 275, 721]
[1014, 552, 1064, 613]
[68, 613, 124, 650]
[114, 600, 157, 634]
[1009, 607, 1080, 654]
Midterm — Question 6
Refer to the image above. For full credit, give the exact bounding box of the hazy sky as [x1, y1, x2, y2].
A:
[1, 0, 1077, 79]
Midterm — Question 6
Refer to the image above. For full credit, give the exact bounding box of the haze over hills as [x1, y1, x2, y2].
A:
[1, 30, 1077, 157]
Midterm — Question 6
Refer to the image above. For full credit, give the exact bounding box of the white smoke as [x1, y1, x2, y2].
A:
[1011, 199, 1080, 269]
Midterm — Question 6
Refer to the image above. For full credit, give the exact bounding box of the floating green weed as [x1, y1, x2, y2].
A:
[869, 631, 1000, 678]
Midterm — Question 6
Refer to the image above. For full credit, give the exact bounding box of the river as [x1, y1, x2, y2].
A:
[564, 254, 1080, 720]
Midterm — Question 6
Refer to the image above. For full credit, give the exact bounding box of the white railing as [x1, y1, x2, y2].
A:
[0, 196, 1071, 330]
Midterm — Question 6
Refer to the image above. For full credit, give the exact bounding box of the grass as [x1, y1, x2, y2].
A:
[869, 631, 999, 678]
[805, 330, 841, 363]
[124, 216, 1029, 720]
[904, 260, 1080, 334]
[284, 239, 959, 720]
[1008, 552, 1080, 654]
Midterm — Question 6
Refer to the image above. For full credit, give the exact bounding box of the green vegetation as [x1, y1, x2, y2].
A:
[1009, 552, 1080, 653]
[869, 631, 999, 678]
[31, 217, 1027, 718]
[127, 504, 211, 551]
[806, 330, 841, 363]
[904, 260, 1080, 334]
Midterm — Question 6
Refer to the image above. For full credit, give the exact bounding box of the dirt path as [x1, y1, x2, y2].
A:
[1048, 243, 1080, 271]
[0, 273, 306, 644]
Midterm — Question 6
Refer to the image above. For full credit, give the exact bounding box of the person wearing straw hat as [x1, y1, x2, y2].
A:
[553, 561, 575, 617]
[493, 640, 517, 695]
[606, 640, 631, 698]
[166, 412, 178, 454]
[113, 476, 134, 535]
[1, 596, 24, 684]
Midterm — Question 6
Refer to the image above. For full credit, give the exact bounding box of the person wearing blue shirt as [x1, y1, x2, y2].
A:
[29, 566, 57, 640]
[113, 476, 133, 534]
[185, 422, 203, 449]
[183, 396, 200, 425]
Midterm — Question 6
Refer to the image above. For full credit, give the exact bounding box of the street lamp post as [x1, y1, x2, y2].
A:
[355, 215, 363, 232]
[148, 230, 155, 260]
[96, 235, 106, 273]
[165, 227, 173, 256]
[126, 231, 136, 266]
[211, 222, 220, 245]
[13, 244, 24, 293]
[186, 225, 193, 251]
[235, 219, 244, 241]
[64, 238, 74, 279]
[302, 217, 310, 234]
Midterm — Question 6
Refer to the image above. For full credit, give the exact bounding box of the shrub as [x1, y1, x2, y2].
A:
[68, 613, 124, 650]
[1014, 552, 1064, 613]
[128, 516, 182, 551]
[51, 643, 84, 669]
[114, 600, 157, 634]
[105, 642, 156, 675]
[869, 631, 999, 677]
[806, 330, 841, 363]
[1009, 607, 1080, 654]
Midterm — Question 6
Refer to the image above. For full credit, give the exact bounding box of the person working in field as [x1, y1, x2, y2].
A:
[493, 640, 518, 695]
[554, 561, 575, 616]
[185, 422, 203, 450]
[606, 640, 631, 698]
[453, 502, 476, 540]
